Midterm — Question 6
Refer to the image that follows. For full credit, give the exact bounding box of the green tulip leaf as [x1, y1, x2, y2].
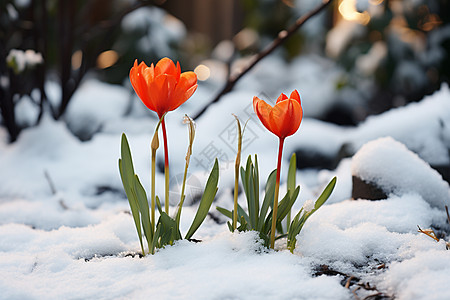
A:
[134, 175, 153, 246]
[286, 153, 297, 231]
[185, 159, 219, 240]
[315, 176, 337, 210]
[216, 206, 232, 219]
[257, 169, 277, 231]
[119, 134, 144, 254]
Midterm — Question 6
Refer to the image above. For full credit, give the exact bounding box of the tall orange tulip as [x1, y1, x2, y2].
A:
[253, 90, 303, 249]
[130, 58, 198, 214]
[130, 58, 198, 118]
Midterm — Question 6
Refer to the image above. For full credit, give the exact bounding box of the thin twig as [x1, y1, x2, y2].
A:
[192, 0, 334, 120]
[362, 293, 386, 300]
[44, 170, 69, 210]
[351, 287, 361, 300]
[44, 170, 57, 195]
[345, 276, 355, 289]
[417, 225, 439, 242]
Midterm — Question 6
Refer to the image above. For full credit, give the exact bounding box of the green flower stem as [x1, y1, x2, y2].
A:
[151, 148, 156, 235]
[150, 120, 163, 255]
[161, 118, 170, 215]
[270, 137, 285, 249]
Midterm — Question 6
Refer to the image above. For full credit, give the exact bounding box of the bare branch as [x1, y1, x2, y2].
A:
[192, 0, 334, 120]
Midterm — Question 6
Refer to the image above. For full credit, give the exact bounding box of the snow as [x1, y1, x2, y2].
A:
[65, 79, 130, 140]
[6, 4, 19, 20]
[289, 82, 450, 171]
[15, 95, 40, 127]
[0, 229, 350, 299]
[423, 24, 450, 67]
[1, 66, 450, 299]
[302, 199, 315, 213]
[121, 7, 186, 57]
[381, 248, 450, 300]
[286, 56, 346, 118]
[352, 137, 450, 209]
[350, 83, 450, 166]
[6, 49, 43, 73]
[0, 76, 9, 89]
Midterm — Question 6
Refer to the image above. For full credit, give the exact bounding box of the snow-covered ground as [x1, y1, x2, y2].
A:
[1, 69, 450, 299]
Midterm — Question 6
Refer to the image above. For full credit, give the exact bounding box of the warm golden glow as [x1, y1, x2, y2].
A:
[338, 0, 371, 25]
[71, 50, 82, 70]
[369, 0, 384, 6]
[96, 50, 119, 69]
[390, 16, 426, 52]
[420, 14, 442, 32]
[233, 28, 258, 51]
[281, 0, 295, 8]
[194, 64, 210, 81]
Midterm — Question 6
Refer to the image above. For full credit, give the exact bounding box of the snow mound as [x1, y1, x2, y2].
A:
[121, 6, 186, 57]
[351, 83, 450, 166]
[0, 228, 351, 300]
[351, 137, 450, 209]
[381, 248, 450, 300]
[65, 79, 129, 140]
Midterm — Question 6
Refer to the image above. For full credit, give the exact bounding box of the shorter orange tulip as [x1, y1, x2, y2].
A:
[253, 90, 303, 139]
[130, 57, 198, 118]
[252, 90, 303, 249]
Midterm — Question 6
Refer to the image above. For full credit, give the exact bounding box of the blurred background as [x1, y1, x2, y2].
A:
[1, 0, 449, 143]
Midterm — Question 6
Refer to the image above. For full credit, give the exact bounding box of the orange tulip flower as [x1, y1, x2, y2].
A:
[129, 57, 197, 215]
[130, 57, 198, 118]
[252, 90, 303, 249]
[253, 90, 303, 139]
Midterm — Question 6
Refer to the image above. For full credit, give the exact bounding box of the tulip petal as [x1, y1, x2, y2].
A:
[253, 97, 275, 134]
[177, 72, 197, 92]
[282, 99, 302, 136]
[171, 84, 198, 112]
[183, 84, 198, 103]
[142, 63, 155, 84]
[155, 57, 178, 77]
[130, 58, 197, 116]
[176, 61, 181, 80]
[289, 90, 301, 105]
[269, 99, 303, 138]
[169, 71, 197, 110]
[148, 74, 177, 116]
[130, 60, 156, 111]
[276, 93, 288, 104]
[252, 96, 260, 112]
[173, 72, 197, 97]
